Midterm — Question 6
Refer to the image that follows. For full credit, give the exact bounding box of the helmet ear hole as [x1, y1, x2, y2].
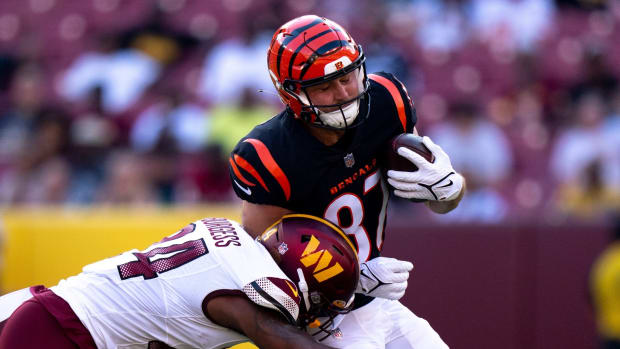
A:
[301, 235, 311, 243]
[283, 81, 296, 92]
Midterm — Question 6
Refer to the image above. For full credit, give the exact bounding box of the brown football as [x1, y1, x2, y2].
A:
[381, 134, 435, 202]
[383, 133, 435, 172]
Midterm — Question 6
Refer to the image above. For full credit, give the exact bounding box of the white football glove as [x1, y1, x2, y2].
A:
[387, 136, 464, 201]
[356, 256, 414, 300]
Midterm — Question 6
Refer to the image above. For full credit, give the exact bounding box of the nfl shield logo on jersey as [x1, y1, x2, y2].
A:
[332, 327, 343, 339]
[343, 153, 355, 168]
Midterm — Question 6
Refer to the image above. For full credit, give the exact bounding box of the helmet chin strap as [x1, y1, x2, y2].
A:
[297, 268, 311, 314]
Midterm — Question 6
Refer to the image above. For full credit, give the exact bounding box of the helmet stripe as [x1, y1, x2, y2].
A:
[233, 154, 270, 192]
[276, 23, 333, 80]
[298, 40, 351, 81]
[368, 74, 407, 132]
[243, 138, 291, 201]
[275, 18, 324, 80]
[288, 29, 341, 79]
[229, 156, 255, 187]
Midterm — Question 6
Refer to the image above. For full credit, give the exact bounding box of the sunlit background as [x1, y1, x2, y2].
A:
[0, 0, 618, 348]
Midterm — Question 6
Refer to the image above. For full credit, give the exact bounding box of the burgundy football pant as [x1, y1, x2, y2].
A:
[0, 298, 77, 348]
[0, 286, 96, 348]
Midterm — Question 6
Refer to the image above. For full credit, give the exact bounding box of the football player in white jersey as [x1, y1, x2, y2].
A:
[0, 214, 359, 349]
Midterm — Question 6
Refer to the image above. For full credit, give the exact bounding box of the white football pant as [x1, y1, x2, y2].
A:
[321, 298, 449, 349]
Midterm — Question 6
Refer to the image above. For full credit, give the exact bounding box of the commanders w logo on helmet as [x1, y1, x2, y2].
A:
[258, 214, 359, 337]
[300, 234, 344, 283]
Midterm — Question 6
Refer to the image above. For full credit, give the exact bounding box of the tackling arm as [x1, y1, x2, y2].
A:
[207, 295, 334, 349]
[241, 201, 294, 238]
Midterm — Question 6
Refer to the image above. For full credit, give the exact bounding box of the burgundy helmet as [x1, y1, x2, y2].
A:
[267, 15, 370, 129]
[258, 214, 359, 338]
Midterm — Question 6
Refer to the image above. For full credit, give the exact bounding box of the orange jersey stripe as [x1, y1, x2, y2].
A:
[233, 154, 269, 192]
[229, 157, 255, 187]
[244, 138, 291, 201]
[368, 74, 407, 132]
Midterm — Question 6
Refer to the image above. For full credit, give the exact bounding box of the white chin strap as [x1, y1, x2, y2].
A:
[297, 268, 311, 313]
[317, 99, 360, 129]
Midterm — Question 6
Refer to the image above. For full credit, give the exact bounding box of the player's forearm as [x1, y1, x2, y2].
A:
[425, 176, 466, 214]
[241, 201, 294, 238]
[247, 310, 334, 349]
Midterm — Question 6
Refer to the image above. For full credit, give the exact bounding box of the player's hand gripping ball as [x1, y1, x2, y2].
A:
[382, 134, 435, 202]
[384, 134, 464, 202]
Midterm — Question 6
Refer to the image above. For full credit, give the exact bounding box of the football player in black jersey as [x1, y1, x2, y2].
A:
[229, 15, 465, 348]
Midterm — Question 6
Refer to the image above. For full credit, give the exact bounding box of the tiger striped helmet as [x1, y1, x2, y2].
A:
[267, 15, 370, 129]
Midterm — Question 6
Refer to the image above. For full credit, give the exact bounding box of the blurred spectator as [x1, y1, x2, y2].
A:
[59, 35, 159, 115]
[58, 5, 197, 116]
[607, 87, 620, 150]
[0, 54, 18, 96]
[0, 108, 71, 205]
[571, 48, 619, 102]
[550, 91, 620, 220]
[0, 63, 45, 171]
[66, 86, 119, 204]
[468, 0, 555, 52]
[59, 34, 162, 115]
[207, 87, 276, 157]
[427, 101, 513, 222]
[197, 20, 275, 105]
[175, 145, 234, 203]
[411, 0, 468, 52]
[130, 90, 209, 154]
[128, 89, 210, 204]
[96, 151, 156, 205]
[364, 15, 411, 83]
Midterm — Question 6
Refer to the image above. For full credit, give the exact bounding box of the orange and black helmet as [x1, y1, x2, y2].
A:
[267, 15, 370, 129]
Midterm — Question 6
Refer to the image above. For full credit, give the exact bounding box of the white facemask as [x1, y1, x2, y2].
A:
[295, 65, 366, 129]
[317, 99, 360, 128]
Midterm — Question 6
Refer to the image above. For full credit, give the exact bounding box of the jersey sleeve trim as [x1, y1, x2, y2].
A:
[232, 154, 269, 192]
[243, 138, 291, 201]
[242, 277, 300, 326]
[229, 157, 256, 187]
[368, 73, 407, 132]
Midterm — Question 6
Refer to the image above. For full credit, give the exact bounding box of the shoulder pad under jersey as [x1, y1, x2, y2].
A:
[368, 72, 417, 133]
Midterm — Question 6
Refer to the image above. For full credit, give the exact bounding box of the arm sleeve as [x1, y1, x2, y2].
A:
[242, 277, 301, 326]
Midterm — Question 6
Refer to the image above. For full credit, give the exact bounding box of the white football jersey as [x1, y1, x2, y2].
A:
[52, 217, 300, 349]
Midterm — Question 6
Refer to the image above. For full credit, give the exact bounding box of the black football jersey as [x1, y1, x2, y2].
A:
[229, 72, 416, 263]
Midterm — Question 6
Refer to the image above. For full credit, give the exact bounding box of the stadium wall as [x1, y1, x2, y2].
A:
[385, 220, 610, 349]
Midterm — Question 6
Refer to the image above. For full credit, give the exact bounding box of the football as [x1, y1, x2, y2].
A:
[382, 133, 435, 172]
